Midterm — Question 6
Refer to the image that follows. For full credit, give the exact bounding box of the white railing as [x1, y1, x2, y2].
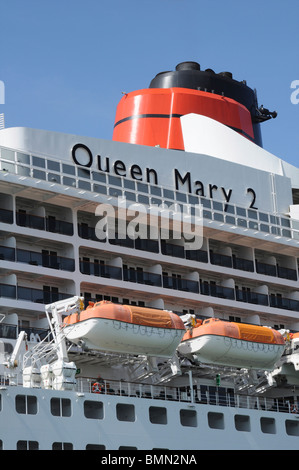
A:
[75, 377, 298, 415]
[0, 373, 298, 415]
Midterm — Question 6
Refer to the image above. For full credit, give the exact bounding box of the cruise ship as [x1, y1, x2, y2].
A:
[0, 61, 299, 451]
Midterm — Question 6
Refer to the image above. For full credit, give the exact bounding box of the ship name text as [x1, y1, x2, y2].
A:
[72, 143, 258, 209]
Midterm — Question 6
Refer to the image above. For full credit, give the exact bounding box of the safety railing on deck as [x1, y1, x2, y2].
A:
[75, 377, 299, 415]
[1, 374, 298, 415]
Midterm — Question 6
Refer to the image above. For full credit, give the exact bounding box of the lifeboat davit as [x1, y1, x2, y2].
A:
[177, 318, 285, 370]
[63, 301, 185, 358]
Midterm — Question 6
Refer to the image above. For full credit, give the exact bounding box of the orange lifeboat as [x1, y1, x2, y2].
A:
[177, 318, 285, 370]
[63, 301, 185, 358]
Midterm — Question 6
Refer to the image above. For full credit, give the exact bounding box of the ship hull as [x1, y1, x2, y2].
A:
[2, 385, 299, 450]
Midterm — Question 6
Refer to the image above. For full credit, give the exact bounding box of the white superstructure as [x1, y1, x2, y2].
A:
[0, 62, 299, 450]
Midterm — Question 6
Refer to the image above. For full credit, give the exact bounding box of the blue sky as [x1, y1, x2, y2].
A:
[1, 0, 298, 166]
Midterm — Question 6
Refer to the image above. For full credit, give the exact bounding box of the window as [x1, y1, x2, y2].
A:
[47, 160, 60, 172]
[33, 169, 46, 180]
[84, 400, 104, 419]
[207, 412, 224, 429]
[149, 406, 167, 425]
[52, 442, 73, 450]
[62, 163, 75, 175]
[234, 414, 251, 432]
[180, 409, 197, 427]
[17, 152, 30, 164]
[285, 420, 299, 436]
[1, 148, 15, 160]
[116, 403, 135, 422]
[16, 395, 37, 415]
[86, 444, 106, 450]
[32, 156, 45, 168]
[17, 440, 39, 450]
[260, 417, 276, 434]
[50, 397, 71, 417]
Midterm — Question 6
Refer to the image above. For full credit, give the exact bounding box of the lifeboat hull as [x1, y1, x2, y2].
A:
[177, 318, 285, 370]
[178, 334, 284, 370]
[64, 317, 184, 357]
[63, 302, 185, 358]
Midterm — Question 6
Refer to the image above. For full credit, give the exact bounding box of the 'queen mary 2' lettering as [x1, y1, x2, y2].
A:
[71, 143, 258, 209]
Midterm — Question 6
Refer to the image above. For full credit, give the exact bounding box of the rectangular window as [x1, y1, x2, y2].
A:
[234, 414, 251, 432]
[32, 156, 45, 168]
[149, 406, 167, 424]
[116, 403, 135, 422]
[17, 440, 39, 450]
[207, 412, 224, 429]
[52, 442, 73, 450]
[285, 420, 299, 436]
[50, 397, 71, 417]
[16, 395, 37, 415]
[260, 417, 276, 434]
[180, 409, 197, 427]
[84, 400, 104, 419]
[47, 160, 60, 172]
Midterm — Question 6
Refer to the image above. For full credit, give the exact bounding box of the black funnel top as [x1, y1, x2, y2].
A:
[149, 61, 257, 119]
[149, 61, 277, 148]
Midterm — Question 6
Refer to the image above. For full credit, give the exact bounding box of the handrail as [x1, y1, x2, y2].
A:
[74, 377, 298, 415]
[0, 373, 297, 415]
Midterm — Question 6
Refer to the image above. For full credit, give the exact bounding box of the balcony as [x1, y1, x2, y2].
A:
[256, 260, 297, 281]
[235, 289, 269, 306]
[163, 276, 199, 293]
[16, 212, 73, 236]
[162, 240, 208, 263]
[123, 268, 162, 287]
[232, 256, 254, 272]
[200, 282, 235, 300]
[80, 260, 122, 280]
[0, 283, 70, 304]
[210, 251, 233, 268]
[270, 295, 299, 312]
[0, 208, 13, 224]
[0, 246, 75, 271]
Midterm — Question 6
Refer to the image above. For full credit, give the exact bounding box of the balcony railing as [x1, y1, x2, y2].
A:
[0, 283, 70, 304]
[0, 245, 75, 271]
[80, 260, 122, 280]
[16, 212, 73, 236]
[123, 268, 162, 287]
[163, 276, 199, 293]
[0, 208, 13, 224]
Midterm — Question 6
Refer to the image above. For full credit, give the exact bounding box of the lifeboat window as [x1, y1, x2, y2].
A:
[234, 414, 251, 432]
[84, 400, 104, 420]
[180, 409, 197, 427]
[285, 420, 299, 436]
[149, 406, 167, 425]
[116, 403, 135, 422]
[260, 417, 276, 434]
[207, 412, 224, 430]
